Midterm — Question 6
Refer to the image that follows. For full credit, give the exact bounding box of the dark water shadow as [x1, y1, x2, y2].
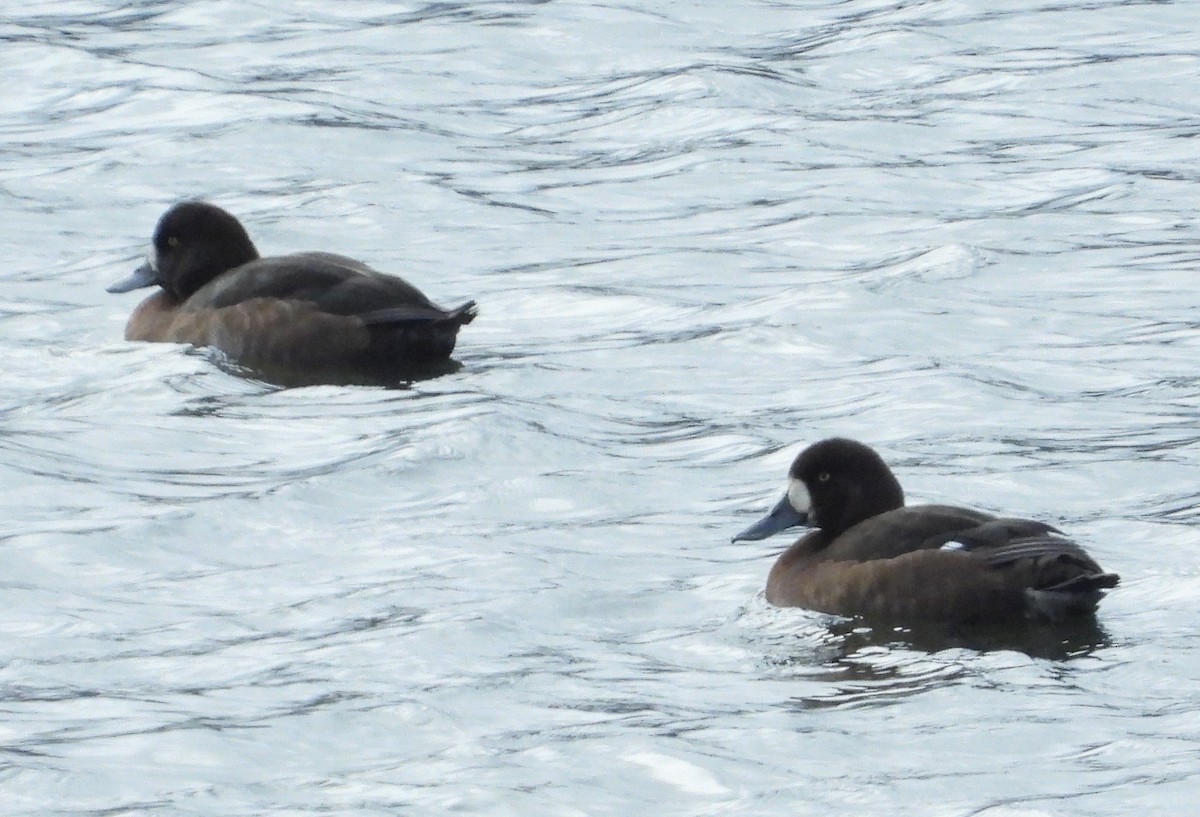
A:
[825, 614, 1113, 661]
[760, 612, 1113, 711]
[210, 351, 465, 389]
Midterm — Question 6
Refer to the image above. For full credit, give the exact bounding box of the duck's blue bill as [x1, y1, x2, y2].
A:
[106, 262, 158, 293]
[732, 493, 808, 542]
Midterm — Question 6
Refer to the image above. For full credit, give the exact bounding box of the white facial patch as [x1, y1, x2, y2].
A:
[145, 244, 160, 272]
[786, 477, 811, 515]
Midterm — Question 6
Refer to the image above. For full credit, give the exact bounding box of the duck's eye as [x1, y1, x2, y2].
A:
[817, 471, 831, 482]
[167, 236, 179, 248]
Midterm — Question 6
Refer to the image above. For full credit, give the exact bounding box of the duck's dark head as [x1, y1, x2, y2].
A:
[108, 201, 260, 301]
[733, 437, 905, 543]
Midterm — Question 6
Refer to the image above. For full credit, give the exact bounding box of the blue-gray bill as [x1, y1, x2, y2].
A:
[732, 493, 808, 542]
[107, 262, 158, 294]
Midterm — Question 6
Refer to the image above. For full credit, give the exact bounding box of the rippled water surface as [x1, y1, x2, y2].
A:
[4, 0, 1200, 814]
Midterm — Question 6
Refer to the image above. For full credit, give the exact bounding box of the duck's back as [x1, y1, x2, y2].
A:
[820, 504, 996, 562]
[190, 253, 445, 318]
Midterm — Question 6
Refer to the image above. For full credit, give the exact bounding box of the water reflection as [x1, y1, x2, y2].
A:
[765, 614, 1113, 711]
[209, 351, 465, 389]
[830, 616, 1112, 660]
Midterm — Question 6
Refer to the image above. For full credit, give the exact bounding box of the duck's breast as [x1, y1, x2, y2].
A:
[125, 289, 183, 342]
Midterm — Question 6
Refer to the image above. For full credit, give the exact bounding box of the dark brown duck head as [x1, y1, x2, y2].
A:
[733, 437, 904, 543]
[107, 202, 260, 302]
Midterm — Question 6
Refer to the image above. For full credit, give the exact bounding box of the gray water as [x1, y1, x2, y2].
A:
[3, 0, 1199, 814]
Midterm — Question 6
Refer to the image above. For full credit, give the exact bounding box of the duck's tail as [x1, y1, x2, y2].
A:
[445, 300, 478, 326]
[1026, 572, 1120, 621]
[361, 300, 477, 328]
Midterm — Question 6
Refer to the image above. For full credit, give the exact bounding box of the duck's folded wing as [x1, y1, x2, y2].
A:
[949, 523, 1119, 593]
[825, 504, 996, 561]
[972, 535, 1094, 568]
[950, 519, 1101, 568]
[197, 253, 441, 314]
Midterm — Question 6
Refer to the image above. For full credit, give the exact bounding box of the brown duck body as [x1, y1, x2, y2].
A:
[764, 504, 1116, 624]
[736, 439, 1119, 625]
[112, 203, 476, 385]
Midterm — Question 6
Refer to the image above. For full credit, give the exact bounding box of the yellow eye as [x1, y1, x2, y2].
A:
[167, 236, 179, 247]
[818, 472, 830, 482]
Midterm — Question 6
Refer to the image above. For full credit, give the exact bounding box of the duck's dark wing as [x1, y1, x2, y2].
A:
[939, 517, 1107, 575]
[939, 518, 1120, 620]
[193, 253, 465, 322]
[824, 504, 996, 562]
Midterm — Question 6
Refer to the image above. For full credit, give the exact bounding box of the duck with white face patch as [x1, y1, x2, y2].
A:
[733, 438, 1118, 625]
